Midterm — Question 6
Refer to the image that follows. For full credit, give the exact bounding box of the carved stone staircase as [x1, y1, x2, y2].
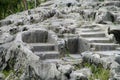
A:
[21, 30, 60, 61]
[76, 24, 120, 56]
[30, 43, 59, 60]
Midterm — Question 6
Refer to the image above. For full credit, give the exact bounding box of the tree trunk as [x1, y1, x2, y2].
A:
[34, 0, 37, 8]
[23, 0, 28, 10]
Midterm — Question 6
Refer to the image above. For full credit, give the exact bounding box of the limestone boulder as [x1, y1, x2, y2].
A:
[81, 51, 93, 62]
[103, 1, 120, 7]
[0, 73, 5, 80]
[91, 54, 101, 65]
[110, 61, 120, 78]
[115, 55, 120, 64]
[0, 39, 39, 79]
[55, 0, 78, 7]
[0, 33, 13, 44]
[110, 65, 120, 80]
[70, 70, 88, 80]
[21, 62, 61, 80]
[9, 27, 19, 35]
[100, 56, 115, 69]
[0, 19, 13, 27]
[95, 11, 115, 24]
[116, 16, 120, 23]
[58, 64, 73, 74]
[78, 68, 92, 77]
[79, 9, 96, 21]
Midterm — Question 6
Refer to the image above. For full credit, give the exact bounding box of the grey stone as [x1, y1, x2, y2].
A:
[55, 0, 78, 7]
[1, 0, 120, 79]
[78, 68, 92, 77]
[89, 43, 119, 51]
[91, 54, 101, 64]
[0, 73, 5, 80]
[100, 56, 115, 69]
[0, 19, 13, 27]
[58, 64, 73, 80]
[70, 70, 88, 80]
[58, 64, 74, 75]
[81, 51, 93, 62]
[22, 30, 48, 43]
[79, 9, 96, 21]
[95, 11, 115, 23]
[0, 33, 13, 44]
[9, 27, 19, 35]
[110, 61, 120, 69]
[21, 62, 61, 80]
[110, 62, 120, 78]
[79, 31, 105, 38]
[104, 1, 120, 7]
[116, 17, 120, 23]
[35, 51, 59, 59]
[66, 37, 79, 54]
[14, 19, 24, 26]
[115, 55, 120, 64]
[30, 43, 55, 52]
[62, 56, 82, 65]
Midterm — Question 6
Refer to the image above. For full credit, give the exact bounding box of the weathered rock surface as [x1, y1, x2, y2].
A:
[0, 0, 120, 80]
[70, 68, 92, 80]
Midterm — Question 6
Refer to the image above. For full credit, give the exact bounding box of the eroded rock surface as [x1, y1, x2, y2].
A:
[0, 0, 120, 80]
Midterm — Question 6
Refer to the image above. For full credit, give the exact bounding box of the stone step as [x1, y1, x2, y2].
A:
[90, 43, 119, 51]
[76, 27, 101, 32]
[94, 51, 120, 57]
[29, 43, 55, 52]
[83, 37, 111, 43]
[34, 51, 59, 59]
[79, 31, 105, 37]
[62, 56, 82, 65]
[116, 47, 120, 51]
[106, 0, 120, 1]
[81, 25, 97, 28]
[69, 54, 82, 59]
[104, 1, 120, 7]
[43, 59, 62, 63]
[63, 33, 78, 38]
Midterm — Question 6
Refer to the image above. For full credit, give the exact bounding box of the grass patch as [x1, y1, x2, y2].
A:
[74, 62, 110, 80]
[84, 63, 110, 80]
[2, 70, 13, 78]
[65, 51, 70, 57]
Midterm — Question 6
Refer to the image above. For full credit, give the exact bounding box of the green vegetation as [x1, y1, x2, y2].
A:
[2, 68, 23, 78]
[65, 50, 71, 57]
[74, 62, 110, 80]
[84, 63, 110, 80]
[0, 0, 47, 20]
[2, 70, 13, 78]
[99, 0, 104, 1]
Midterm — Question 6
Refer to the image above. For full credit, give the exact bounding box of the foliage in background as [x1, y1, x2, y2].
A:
[0, 0, 46, 20]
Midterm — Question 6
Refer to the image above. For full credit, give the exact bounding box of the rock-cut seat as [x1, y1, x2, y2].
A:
[16, 29, 60, 60]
